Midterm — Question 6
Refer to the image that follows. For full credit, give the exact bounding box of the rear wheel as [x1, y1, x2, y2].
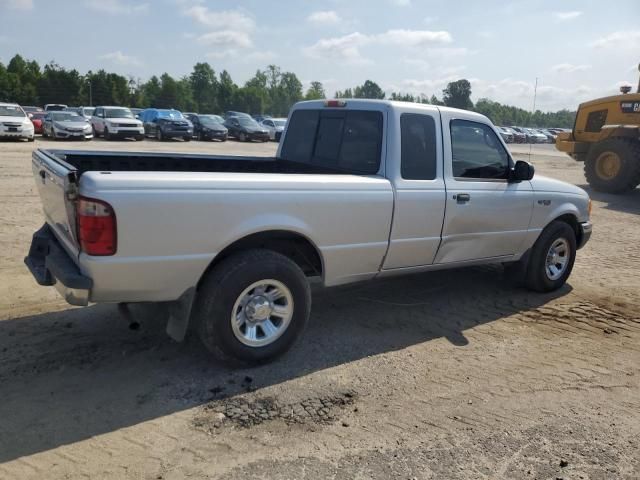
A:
[525, 221, 576, 292]
[195, 249, 311, 364]
[584, 138, 640, 193]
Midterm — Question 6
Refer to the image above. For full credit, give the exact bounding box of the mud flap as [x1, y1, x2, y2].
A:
[166, 287, 196, 342]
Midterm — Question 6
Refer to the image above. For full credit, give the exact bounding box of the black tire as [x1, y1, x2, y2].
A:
[197, 131, 203, 141]
[135, 135, 144, 141]
[42, 128, 48, 138]
[183, 136, 191, 142]
[92, 125, 98, 138]
[28, 136, 34, 142]
[104, 127, 111, 140]
[584, 138, 640, 193]
[156, 129, 164, 141]
[525, 221, 576, 292]
[194, 249, 311, 365]
[238, 132, 247, 142]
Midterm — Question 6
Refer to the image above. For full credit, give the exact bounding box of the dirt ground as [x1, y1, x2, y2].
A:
[0, 137, 639, 480]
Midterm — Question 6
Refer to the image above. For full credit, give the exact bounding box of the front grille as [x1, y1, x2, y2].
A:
[120, 123, 138, 128]
[3, 122, 22, 127]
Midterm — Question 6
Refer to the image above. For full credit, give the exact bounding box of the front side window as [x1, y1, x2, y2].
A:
[450, 119, 510, 179]
[400, 113, 437, 180]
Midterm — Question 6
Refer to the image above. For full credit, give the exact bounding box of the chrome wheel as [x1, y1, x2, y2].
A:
[545, 238, 570, 280]
[231, 279, 294, 347]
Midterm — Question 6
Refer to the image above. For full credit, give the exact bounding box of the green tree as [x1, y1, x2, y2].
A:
[217, 70, 237, 112]
[305, 81, 326, 100]
[37, 62, 82, 105]
[442, 79, 473, 110]
[154, 73, 178, 108]
[190, 62, 218, 113]
[354, 80, 385, 99]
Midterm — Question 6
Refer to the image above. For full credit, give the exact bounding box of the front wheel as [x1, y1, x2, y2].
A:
[238, 132, 247, 142]
[156, 129, 164, 141]
[195, 249, 311, 365]
[104, 127, 111, 140]
[183, 136, 191, 142]
[525, 221, 576, 292]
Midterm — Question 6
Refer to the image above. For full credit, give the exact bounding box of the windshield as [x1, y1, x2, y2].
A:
[158, 110, 184, 120]
[31, 113, 46, 120]
[83, 107, 95, 117]
[238, 117, 259, 127]
[105, 108, 133, 119]
[0, 105, 25, 117]
[51, 112, 84, 121]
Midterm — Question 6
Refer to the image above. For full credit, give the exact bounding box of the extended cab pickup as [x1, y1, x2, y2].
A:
[25, 99, 592, 364]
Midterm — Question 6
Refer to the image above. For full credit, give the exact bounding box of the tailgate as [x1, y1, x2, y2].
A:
[31, 149, 80, 257]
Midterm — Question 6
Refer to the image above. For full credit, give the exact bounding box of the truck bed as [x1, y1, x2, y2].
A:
[42, 149, 341, 177]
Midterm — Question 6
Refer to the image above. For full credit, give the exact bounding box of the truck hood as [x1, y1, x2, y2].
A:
[530, 174, 587, 197]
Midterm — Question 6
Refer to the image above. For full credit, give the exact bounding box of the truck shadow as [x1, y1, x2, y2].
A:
[0, 266, 571, 463]
[578, 183, 640, 216]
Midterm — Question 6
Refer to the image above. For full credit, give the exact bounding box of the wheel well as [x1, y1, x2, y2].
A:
[200, 231, 323, 287]
[554, 214, 580, 243]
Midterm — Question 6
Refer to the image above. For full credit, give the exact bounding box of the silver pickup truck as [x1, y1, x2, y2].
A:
[25, 99, 592, 364]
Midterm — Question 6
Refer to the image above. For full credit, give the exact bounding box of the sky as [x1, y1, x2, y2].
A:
[0, 0, 639, 111]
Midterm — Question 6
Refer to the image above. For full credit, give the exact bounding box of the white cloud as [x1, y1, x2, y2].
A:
[197, 30, 252, 49]
[424, 47, 470, 58]
[551, 63, 592, 73]
[304, 29, 452, 63]
[375, 29, 452, 47]
[307, 10, 341, 26]
[99, 51, 142, 67]
[85, 0, 148, 15]
[390, 0, 411, 6]
[183, 6, 254, 31]
[552, 11, 582, 21]
[590, 30, 640, 49]
[303, 32, 371, 64]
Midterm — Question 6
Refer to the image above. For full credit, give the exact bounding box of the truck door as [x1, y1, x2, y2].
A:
[383, 109, 447, 268]
[436, 114, 533, 264]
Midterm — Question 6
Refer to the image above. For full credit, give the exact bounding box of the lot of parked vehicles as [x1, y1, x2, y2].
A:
[1, 103, 288, 143]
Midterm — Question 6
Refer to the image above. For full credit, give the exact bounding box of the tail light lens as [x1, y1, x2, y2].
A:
[77, 196, 117, 256]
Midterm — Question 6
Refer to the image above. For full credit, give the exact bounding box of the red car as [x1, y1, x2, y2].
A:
[30, 112, 46, 134]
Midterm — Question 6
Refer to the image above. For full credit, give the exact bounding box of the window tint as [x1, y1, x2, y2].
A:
[450, 119, 509, 179]
[585, 109, 607, 133]
[281, 109, 382, 174]
[400, 113, 437, 180]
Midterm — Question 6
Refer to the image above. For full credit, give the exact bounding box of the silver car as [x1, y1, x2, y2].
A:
[43, 111, 93, 140]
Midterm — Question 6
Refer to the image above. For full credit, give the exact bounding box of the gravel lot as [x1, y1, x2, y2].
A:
[0, 137, 639, 480]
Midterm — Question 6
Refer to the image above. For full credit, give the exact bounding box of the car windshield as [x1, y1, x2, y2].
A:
[199, 116, 223, 126]
[238, 117, 259, 127]
[32, 113, 46, 120]
[158, 110, 184, 120]
[0, 105, 25, 117]
[51, 112, 84, 121]
[273, 119, 286, 127]
[105, 108, 133, 118]
[83, 107, 95, 116]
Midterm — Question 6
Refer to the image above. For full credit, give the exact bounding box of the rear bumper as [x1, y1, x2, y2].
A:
[24, 224, 92, 306]
[577, 221, 592, 249]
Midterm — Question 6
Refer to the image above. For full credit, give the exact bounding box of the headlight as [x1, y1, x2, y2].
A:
[84, 125, 92, 131]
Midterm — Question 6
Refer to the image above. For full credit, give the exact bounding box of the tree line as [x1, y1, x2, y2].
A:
[0, 54, 575, 127]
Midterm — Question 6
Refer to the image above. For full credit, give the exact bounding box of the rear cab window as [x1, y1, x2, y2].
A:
[280, 109, 383, 175]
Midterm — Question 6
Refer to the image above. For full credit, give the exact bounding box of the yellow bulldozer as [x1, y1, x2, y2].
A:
[556, 78, 640, 194]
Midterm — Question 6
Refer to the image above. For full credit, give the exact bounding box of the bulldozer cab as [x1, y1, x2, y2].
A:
[572, 93, 640, 143]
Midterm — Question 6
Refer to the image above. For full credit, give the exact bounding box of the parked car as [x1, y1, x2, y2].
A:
[140, 108, 193, 141]
[225, 110, 251, 119]
[260, 117, 287, 141]
[22, 106, 43, 114]
[496, 126, 514, 143]
[0, 102, 35, 141]
[538, 129, 557, 143]
[185, 113, 228, 141]
[253, 114, 272, 123]
[525, 128, 548, 144]
[130, 108, 143, 118]
[64, 107, 93, 120]
[91, 106, 144, 140]
[42, 111, 93, 140]
[508, 126, 528, 143]
[25, 99, 592, 364]
[224, 115, 269, 142]
[30, 111, 47, 134]
[44, 104, 68, 112]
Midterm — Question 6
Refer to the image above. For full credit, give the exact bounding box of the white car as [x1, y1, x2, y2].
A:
[260, 117, 287, 140]
[91, 106, 144, 141]
[0, 103, 35, 141]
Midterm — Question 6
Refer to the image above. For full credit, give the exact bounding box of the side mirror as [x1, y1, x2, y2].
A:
[28, 113, 33, 119]
[511, 160, 535, 182]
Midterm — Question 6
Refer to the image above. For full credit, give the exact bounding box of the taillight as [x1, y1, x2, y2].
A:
[324, 100, 347, 108]
[77, 196, 117, 256]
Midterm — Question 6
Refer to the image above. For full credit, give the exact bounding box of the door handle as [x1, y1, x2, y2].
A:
[454, 193, 471, 203]
[39, 169, 46, 180]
